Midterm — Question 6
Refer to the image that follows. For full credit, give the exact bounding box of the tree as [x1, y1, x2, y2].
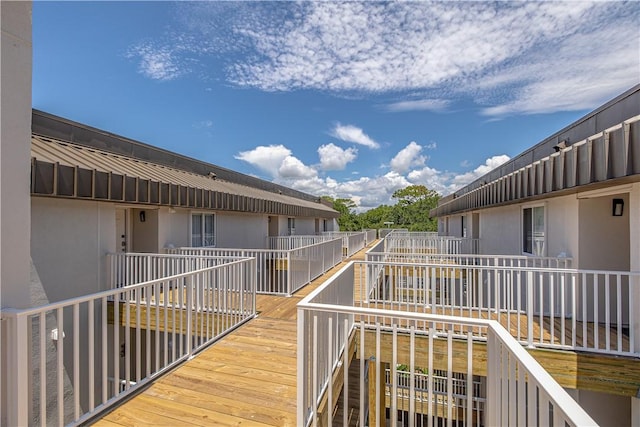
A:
[390, 185, 440, 231]
[322, 196, 361, 231]
[359, 204, 393, 230]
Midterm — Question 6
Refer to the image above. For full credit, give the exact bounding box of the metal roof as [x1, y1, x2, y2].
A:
[31, 135, 339, 218]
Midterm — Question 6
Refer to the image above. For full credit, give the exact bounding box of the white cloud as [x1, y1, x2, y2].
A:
[425, 142, 437, 150]
[235, 143, 512, 211]
[234, 145, 292, 177]
[127, 44, 183, 81]
[390, 142, 426, 174]
[385, 99, 451, 113]
[318, 143, 358, 171]
[194, 120, 213, 129]
[407, 155, 510, 195]
[450, 155, 511, 188]
[278, 156, 317, 179]
[331, 124, 380, 149]
[156, 1, 638, 116]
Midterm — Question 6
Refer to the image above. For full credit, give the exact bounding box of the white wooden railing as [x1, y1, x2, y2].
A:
[365, 251, 572, 269]
[322, 231, 367, 257]
[267, 235, 333, 251]
[379, 228, 409, 239]
[384, 235, 480, 255]
[387, 231, 439, 238]
[363, 229, 377, 245]
[1, 257, 256, 427]
[297, 262, 598, 427]
[385, 368, 485, 426]
[170, 238, 343, 296]
[107, 253, 244, 289]
[359, 261, 639, 356]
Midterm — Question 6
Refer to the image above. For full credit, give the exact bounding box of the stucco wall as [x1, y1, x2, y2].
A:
[565, 388, 630, 427]
[294, 217, 316, 235]
[131, 208, 159, 253]
[157, 208, 190, 250]
[545, 195, 579, 260]
[215, 212, 268, 248]
[477, 195, 578, 258]
[579, 193, 630, 271]
[478, 205, 521, 255]
[448, 214, 463, 238]
[31, 197, 115, 301]
[1, 2, 33, 422]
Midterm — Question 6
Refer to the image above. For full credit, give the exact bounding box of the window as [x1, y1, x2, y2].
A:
[288, 217, 296, 235]
[191, 213, 215, 247]
[461, 216, 467, 238]
[523, 206, 544, 255]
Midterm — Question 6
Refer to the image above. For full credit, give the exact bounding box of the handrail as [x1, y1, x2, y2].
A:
[2, 257, 257, 427]
[357, 260, 639, 355]
[297, 260, 598, 427]
[170, 237, 343, 295]
[365, 251, 573, 268]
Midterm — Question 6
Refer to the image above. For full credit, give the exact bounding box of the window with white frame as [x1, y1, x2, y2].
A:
[191, 213, 215, 247]
[461, 215, 467, 238]
[522, 206, 544, 255]
[288, 217, 295, 235]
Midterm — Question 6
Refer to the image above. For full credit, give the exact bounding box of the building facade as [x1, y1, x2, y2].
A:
[432, 85, 640, 425]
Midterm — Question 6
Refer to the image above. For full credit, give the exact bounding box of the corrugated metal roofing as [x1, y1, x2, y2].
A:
[31, 135, 338, 216]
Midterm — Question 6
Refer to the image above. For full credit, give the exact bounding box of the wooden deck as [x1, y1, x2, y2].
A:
[94, 246, 639, 426]
[94, 248, 367, 426]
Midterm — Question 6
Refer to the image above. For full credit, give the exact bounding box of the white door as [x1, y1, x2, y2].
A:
[115, 208, 127, 252]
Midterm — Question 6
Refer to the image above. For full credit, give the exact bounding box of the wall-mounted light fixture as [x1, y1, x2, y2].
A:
[139, 210, 146, 222]
[553, 140, 568, 152]
[612, 199, 624, 216]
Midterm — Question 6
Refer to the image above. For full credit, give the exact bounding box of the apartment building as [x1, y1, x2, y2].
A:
[29, 109, 339, 303]
[430, 85, 640, 425]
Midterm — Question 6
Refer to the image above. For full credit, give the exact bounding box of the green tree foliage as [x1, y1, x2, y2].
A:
[390, 185, 440, 231]
[323, 196, 361, 231]
[323, 185, 440, 232]
[359, 204, 393, 230]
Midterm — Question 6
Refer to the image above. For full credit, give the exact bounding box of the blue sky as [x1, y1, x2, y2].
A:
[32, 1, 639, 210]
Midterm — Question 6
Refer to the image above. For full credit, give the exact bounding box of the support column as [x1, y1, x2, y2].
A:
[1, 2, 33, 426]
[630, 183, 640, 425]
[368, 359, 388, 427]
[0, 1, 32, 307]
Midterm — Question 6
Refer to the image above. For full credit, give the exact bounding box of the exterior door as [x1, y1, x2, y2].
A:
[115, 208, 127, 252]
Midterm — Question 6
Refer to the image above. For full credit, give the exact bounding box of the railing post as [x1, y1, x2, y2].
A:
[307, 248, 311, 285]
[6, 312, 29, 427]
[287, 251, 292, 296]
[486, 329, 498, 427]
[527, 270, 534, 348]
[186, 275, 193, 358]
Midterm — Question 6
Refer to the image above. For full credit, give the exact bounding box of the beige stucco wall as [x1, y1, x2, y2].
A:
[131, 208, 159, 253]
[1, 0, 32, 309]
[544, 194, 579, 260]
[478, 204, 521, 255]
[578, 193, 630, 271]
[565, 388, 631, 427]
[1, 2, 33, 422]
[157, 208, 190, 249]
[31, 197, 115, 302]
[476, 195, 579, 259]
[216, 212, 268, 248]
[294, 217, 316, 235]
